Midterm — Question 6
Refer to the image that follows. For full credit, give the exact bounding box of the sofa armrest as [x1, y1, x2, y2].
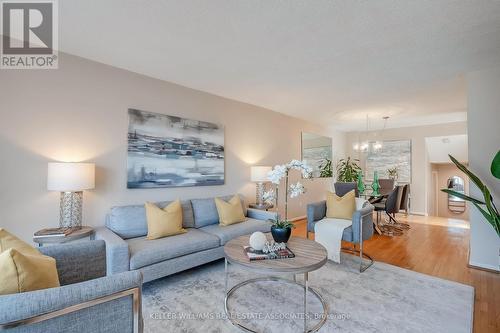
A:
[94, 227, 130, 275]
[40, 240, 106, 285]
[351, 204, 374, 243]
[0, 271, 142, 333]
[246, 208, 278, 221]
[307, 201, 327, 232]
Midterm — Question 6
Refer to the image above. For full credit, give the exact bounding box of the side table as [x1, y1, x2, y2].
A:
[248, 203, 274, 211]
[33, 226, 95, 247]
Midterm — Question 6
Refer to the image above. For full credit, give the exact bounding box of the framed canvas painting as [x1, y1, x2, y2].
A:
[127, 109, 224, 188]
[365, 139, 411, 183]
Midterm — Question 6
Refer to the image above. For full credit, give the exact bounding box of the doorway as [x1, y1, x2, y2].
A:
[425, 134, 469, 221]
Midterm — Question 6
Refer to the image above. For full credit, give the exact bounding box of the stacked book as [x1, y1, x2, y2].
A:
[33, 227, 73, 240]
[244, 245, 295, 261]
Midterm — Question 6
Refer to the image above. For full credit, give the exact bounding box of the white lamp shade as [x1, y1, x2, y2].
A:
[47, 162, 95, 191]
[250, 166, 272, 182]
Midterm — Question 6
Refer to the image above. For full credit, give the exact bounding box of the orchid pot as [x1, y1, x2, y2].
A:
[271, 225, 292, 243]
[263, 159, 313, 243]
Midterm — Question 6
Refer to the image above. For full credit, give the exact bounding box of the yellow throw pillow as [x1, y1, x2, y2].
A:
[215, 196, 246, 226]
[0, 228, 39, 256]
[145, 200, 186, 240]
[326, 190, 356, 220]
[0, 248, 60, 295]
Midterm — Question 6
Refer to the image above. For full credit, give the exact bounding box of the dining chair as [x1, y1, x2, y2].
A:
[399, 184, 410, 214]
[373, 185, 408, 235]
[378, 178, 395, 195]
[334, 182, 359, 197]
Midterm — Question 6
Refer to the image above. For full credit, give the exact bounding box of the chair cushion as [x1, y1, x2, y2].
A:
[106, 200, 194, 239]
[145, 200, 186, 240]
[0, 228, 39, 256]
[191, 195, 244, 228]
[200, 218, 272, 245]
[127, 228, 220, 270]
[0, 229, 60, 295]
[326, 190, 356, 219]
[0, 249, 60, 295]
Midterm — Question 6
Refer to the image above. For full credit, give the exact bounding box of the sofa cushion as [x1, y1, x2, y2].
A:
[200, 218, 272, 245]
[191, 194, 247, 228]
[215, 196, 246, 226]
[106, 200, 194, 239]
[126, 228, 220, 270]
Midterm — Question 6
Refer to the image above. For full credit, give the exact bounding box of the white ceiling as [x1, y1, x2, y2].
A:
[59, 1, 500, 131]
[426, 135, 468, 163]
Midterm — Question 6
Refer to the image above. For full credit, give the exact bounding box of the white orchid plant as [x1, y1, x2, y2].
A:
[263, 159, 313, 229]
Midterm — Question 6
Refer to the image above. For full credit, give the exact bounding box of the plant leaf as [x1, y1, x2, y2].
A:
[491, 150, 500, 179]
[441, 189, 485, 205]
[483, 187, 500, 225]
[448, 155, 486, 191]
[473, 203, 500, 237]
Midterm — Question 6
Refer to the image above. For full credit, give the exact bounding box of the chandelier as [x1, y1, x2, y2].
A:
[353, 116, 389, 152]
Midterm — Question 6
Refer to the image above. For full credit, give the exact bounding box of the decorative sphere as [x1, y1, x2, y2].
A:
[249, 232, 267, 251]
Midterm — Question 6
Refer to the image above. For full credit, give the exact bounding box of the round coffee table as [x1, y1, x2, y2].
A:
[224, 234, 328, 333]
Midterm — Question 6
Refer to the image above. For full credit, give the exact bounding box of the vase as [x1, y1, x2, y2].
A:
[357, 171, 365, 194]
[271, 226, 292, 243]
[371, 171, 381, 196]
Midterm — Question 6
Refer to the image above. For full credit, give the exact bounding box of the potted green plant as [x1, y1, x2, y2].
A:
[336, 157, 362, 182]
[319, 158, 333, 178]
[387, 166, 398, 180]
[441, 152, 500, 237]
[263, 160, 313, 243]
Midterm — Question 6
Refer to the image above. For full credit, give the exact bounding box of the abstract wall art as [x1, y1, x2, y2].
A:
[127, 109, 224, 188]
[365, 139, 411, 183]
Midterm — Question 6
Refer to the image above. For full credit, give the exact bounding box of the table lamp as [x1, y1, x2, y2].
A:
[47, 162, 95, 229]
[250, 166, 272, 208]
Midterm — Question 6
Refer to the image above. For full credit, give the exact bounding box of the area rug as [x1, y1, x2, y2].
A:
[142, 254, 474, 332]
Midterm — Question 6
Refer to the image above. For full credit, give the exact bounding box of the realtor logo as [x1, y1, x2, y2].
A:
[1, 0, 58, 69]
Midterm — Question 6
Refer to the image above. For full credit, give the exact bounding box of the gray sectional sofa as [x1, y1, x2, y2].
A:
[95, 195, 275, 282]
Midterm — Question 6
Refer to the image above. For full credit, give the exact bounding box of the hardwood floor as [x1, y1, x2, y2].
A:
[292, 214, 500, 333]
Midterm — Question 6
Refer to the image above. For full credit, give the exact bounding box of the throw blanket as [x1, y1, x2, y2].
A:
[314, 218, 352, 263]
[314, 198, 367, 263]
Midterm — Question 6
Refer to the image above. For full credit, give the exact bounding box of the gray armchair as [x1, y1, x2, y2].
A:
[0, 240, 143, 333]
[334, 182, 359, 197]
[307, 200, 375, 272]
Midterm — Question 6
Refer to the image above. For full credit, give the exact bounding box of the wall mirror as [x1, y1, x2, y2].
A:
[447, 176, 466, 213]
[301, 132, 333, 178]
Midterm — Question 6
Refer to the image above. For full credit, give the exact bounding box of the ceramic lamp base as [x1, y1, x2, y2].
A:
[59, 191, 83, 229]
[255, 182, 266, 206]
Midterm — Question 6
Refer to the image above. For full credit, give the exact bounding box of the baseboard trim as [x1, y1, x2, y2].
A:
[290, 215, 306, 222]
[409, 211, 427, 216]
[468, 261, 500, 273]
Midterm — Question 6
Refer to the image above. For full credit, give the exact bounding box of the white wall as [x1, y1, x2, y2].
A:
[345, 122, 467, 215]
[426, 135, 468, 163]
[0, 53, 346, 243]
[467, 67, 500, 271]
